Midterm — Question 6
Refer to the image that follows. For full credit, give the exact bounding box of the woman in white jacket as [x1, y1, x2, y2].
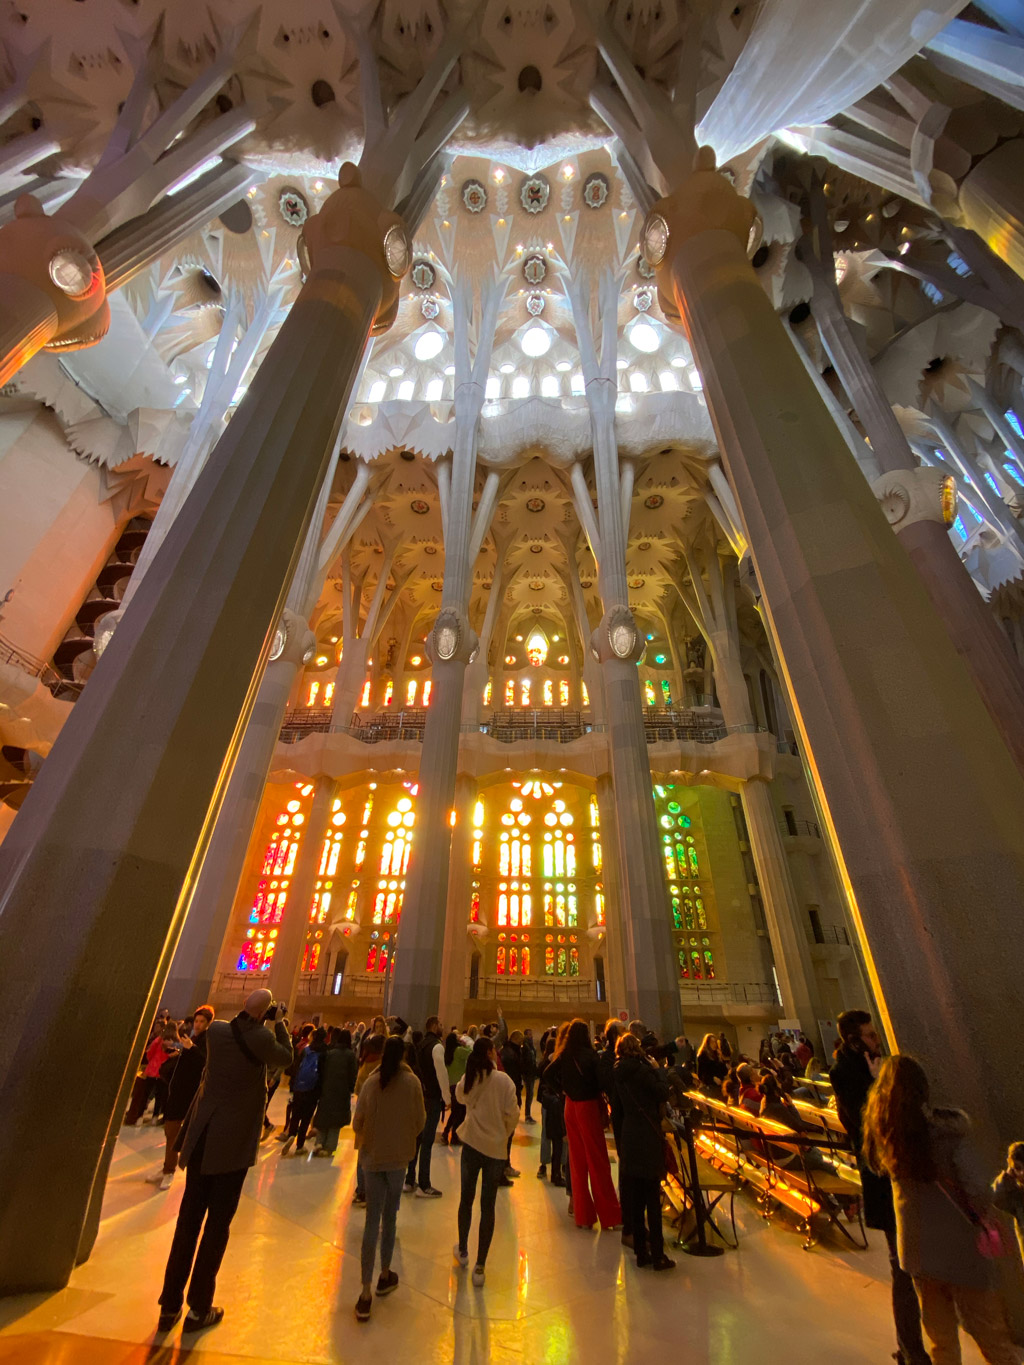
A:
[453, 1037, 520, 1285]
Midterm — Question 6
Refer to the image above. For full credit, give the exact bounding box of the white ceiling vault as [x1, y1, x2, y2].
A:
[2, 0, 1024, 659]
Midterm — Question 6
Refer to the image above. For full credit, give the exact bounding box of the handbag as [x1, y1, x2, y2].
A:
[938, 1179, 1013, 1259]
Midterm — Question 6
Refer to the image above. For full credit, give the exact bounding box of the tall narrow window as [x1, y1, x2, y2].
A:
[559, 679, 569, 707]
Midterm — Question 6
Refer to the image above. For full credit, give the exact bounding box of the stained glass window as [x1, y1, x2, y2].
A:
[660, 679, 672, 705]
[543, 679, 553, 706]
[406, 679, 417, 706]
[483, 681, 492, 706]
[505, 678, 515, 707]
[644, 680, 656, 706]
[559, 679, 569, 706]
[422, 680, 432, 706]
[383, 680, 393, 707]
[306, 679, 320, 707]
[360, 680, 371, 707]
[238, 782, 312, 970]
[581, 681, 589, 707]
[520, 678, 530, 706]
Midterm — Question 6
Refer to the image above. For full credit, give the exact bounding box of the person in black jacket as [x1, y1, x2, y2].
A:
[281, 1027, 326, 1156]
[536, 1037, 567, 1186]
[521, 1029, 538, 1123]
[696, 1033, 728, 1096]
[499, 1030, 525, 1177]
[148, 1006, 214, 1192]
[830, 1010, 929, 1365]
[405, 1016, 447, 1197]
[614, 1034, 674, 1270]
[597, 1020, 631, 1244]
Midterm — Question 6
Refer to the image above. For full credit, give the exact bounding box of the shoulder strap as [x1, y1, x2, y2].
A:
[230, 1016, 265, 1069]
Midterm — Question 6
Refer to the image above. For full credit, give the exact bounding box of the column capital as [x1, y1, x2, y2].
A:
[0, 194, 111, 371]
[641, 146, 758, 320]
[871, 467, 957, 531]
[590, 605, 645, 665]
[299, 162, 410, 336]
[424, 607, 479, 666]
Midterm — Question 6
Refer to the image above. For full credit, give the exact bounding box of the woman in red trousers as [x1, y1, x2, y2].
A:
[550, 1019, 621, 1230]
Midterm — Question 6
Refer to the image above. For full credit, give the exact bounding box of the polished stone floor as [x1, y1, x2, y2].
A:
[0, 1099, 988, 1365]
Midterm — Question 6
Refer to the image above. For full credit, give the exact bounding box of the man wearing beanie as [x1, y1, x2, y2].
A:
[158, 988, 292, 1336]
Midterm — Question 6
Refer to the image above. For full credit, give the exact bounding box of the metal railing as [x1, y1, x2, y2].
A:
[279, 705, 735, 747]
[0, 632, 44, 677]
[807, 923, 850, 947]
[782, 818, 821, 838]
[678, 980, 780, 1005]
[469, 975, 595, 1003]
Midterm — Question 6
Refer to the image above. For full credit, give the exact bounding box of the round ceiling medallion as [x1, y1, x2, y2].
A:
[424, 543, 438, 554]
[526, 292, 545, 316]
[634, 287, 653, 313]
[523, 254, 547, 284]
[530, 543, 543, 553]
[638, 541, 651, 551]
[435, 610, 461, 658]
[269, 621, 287, 661]
[462, 179, 487, 213]
[279, 188, 309, 227]
[410, 498, 430, 515]
[421, 296, 439, 320]
[580, 579, 593, 589]
[432, 579, 443, 592]
[582, 172, 609, 209]
[411, 260, 436, 290]
[526, 497, 545, 512]
[644, 493, 664, 509]
[521, 176, 550, 214]
[530, 580, 544, 591]
[629, 576, 645, 589]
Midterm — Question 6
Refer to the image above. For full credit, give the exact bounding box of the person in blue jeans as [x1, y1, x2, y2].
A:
[405, 1016, 448, 1197]
[453, 1038, 520, 1286]
[351, 1037, 425, 1322]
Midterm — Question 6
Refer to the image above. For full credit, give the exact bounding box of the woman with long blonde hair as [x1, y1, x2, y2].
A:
[863, 1055, 1016, 1365]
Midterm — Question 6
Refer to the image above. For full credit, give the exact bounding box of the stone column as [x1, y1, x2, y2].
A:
[162, 465, 371, 1013]
[809, 264, 1024, 776]
[389, 280, 504, 1026]
[645, 148, 1024, 1146]
[594, 771, 627, 1014]
[0, 164, 405, 1293]
[268, 777, 339, 1008]
[438, 772, 478, 1026]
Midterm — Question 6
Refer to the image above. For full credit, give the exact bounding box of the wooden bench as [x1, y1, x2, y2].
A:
[685, 1091, 866, 1250]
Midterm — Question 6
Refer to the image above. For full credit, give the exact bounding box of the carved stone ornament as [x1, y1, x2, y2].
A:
[526, 497, 545, 512]
[421, 296, 440, 320]
[521, 176, 550, 214]
[462, 180, 487, 213]
[582, 172, 609, 209]
[411, 260, 436, 290]
[523, 254, 547, 284]
[641, 212, 669, 267]
[637, 254, 655, 280]
[410, 498, 430, 514]
[644, 493, 664, 509]
[591, 605, 644, 663]
[872, 467, 958, 530]
[279, 187, 309, 227]
[526, 292, 544, 316]
[634, 287, 653, 313]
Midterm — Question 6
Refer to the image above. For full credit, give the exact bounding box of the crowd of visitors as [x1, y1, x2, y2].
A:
[132, 997, 1024, 1357]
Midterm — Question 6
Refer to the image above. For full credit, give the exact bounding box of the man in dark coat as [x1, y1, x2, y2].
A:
[157, 988, 292, 1336]
[830, 1009, 929, 1365]
[521, 1028, 538, 1123]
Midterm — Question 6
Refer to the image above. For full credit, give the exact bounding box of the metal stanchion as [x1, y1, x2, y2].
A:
[680, 1112, 725, 1257]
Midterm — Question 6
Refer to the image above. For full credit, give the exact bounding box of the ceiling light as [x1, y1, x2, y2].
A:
[629, 321, 660, 353]
[555, 360, 572, 372]
[616, 358, 628, 370]
[389, 366, 403, 378]
[444, 365, 455, 376]
[499, 362, 515, 374]
[670, 356, 687, 368]
[520, 325, 552, 358]
[414, 330, 444, 361]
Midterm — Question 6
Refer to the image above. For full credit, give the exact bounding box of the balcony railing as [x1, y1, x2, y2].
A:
[469, 975, 595, 1003]
[679, 980, 781, 1006]
[782, 818, 822, 838]
[0, 632, 44, 677]
[807, 923, 850, 947]
[279, 705, 733, 746]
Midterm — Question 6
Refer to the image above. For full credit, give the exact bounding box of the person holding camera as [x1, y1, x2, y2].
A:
[157, 988, 292, 1337]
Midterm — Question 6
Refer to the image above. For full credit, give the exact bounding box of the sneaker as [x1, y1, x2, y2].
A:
[375, 1270, 399, 1296]
[453, 1243, 469, 1267]
[651, 1254, 676, 1271]
[415, 1186, 442, 1198]
[471, 1265, 485, 1288]
[183, 1306, 224, 1334]
[156, 1309, 181, 1333]
[355, 1292, 372, 1322]
[158, 1174, 173, 1191]
[537, 1165, 547, 1179]
[145, 1172, 164, 1186]
[504, 1166, 520, 1179]
[403, 1181, 416, 1193]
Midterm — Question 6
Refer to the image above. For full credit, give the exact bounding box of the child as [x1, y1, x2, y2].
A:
[992, 1141, 1024, 1258]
